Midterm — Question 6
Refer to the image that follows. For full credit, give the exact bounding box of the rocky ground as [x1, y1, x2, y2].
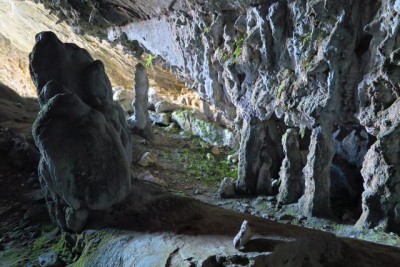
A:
[131, 124, 400, 248]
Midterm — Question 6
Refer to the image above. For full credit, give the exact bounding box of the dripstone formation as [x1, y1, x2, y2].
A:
[30, 31, 132, 232]
[128, 63, 153, 141]
[37, 0, 400, 233]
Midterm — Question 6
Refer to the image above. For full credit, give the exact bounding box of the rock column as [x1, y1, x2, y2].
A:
[277, 129, 304, 204]
[235, 117, 284, 195]
[299, 126, 334, 217]
[356, 118, 400, 232]
[129, 63, 153, 141]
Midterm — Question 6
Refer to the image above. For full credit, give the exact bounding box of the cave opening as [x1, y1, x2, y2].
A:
[354, 34, 373, 59]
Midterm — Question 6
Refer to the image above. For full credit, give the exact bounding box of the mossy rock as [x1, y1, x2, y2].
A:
[172, 109, 237, 148]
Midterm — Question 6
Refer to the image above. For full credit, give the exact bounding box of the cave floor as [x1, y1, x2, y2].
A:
[1, 122, 400, 266]
[132, 125, 400, 247]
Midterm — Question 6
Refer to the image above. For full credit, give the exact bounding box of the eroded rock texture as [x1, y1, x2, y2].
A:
[277, 129, 304, 205]
[37, 0, 400, 231]
[236, 117, 285, 195]
[128, 63, 154, 141]
[30, 32, 132, 232]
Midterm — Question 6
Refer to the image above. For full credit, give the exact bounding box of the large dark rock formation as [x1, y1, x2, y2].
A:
[35, 0, 400, 232]
[30, 32, 132, 232]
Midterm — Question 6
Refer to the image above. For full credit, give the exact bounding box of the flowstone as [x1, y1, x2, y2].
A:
[30, 31, 132, 232]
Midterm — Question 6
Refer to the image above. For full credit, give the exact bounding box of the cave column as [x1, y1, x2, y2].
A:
[299, 126, 334, 217]
[235, 117, 270, 195]
[129, 63, 153, 141]
[277, 128, 304, 204]
[355, 122, 400, 232]
[235, 116, 284, 195]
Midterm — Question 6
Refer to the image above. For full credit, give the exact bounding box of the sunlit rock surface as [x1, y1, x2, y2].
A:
[0, 0, 186, 98]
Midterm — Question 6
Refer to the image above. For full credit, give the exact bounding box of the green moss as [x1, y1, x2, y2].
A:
[50, 233, 76, 264]
[285, 207, 297, 217]
[192, 117, 223, 144]
[0, 248, 27, 267]
[166, 139, 238, 186]
[222, 52, 230, 62]
[174, 109, 229, 146]
[71, 231, 114, 267]
[233, 36, 246, 63]
[203, 26, 210, 34]
[300, 53, 314, 72]
[145, 54, 157, 68]
[30, 232, 52, 261]
[276, 83, 286, 100]
[190, 148, 235, 185]
[301, 32, 312, 47]
[254, 198, 272, 213]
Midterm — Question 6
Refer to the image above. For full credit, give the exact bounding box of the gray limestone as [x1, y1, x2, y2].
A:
[278, 129, 304, 205]
[129, 63, 153, 141]
[235, 117, 284, 195]
[299, 126, 334, 218]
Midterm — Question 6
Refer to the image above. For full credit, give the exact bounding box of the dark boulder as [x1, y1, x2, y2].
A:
[30, 31, 132, 232]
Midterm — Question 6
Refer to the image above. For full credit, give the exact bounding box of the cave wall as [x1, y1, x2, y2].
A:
[0, 0, 186, 98]
[24, 0, 400, 232]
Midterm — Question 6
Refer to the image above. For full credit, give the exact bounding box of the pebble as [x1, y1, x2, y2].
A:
[206, 153, 214, 160]
[227, 153, 239, 163]
[38, 251, 61, 267]
[211, 146, 220, 155]
[138, 151, 157, 167]
[233, 220, 253, 249]
[218, 177, 236, 198]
